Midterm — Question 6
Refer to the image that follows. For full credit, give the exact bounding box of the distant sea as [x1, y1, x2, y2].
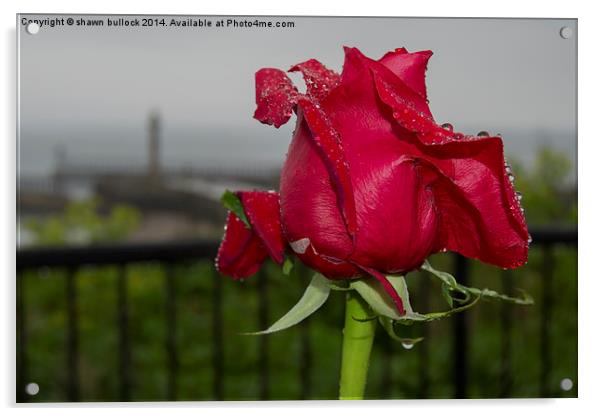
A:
[17, 124, 577, 182]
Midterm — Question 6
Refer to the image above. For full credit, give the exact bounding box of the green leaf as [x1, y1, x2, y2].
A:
[378, 317, 424, 347]
[220, 190, 250, 228]
[245, 273, 331, 335]
[351, 275, 413, 320]
[282, 257, 294, 275]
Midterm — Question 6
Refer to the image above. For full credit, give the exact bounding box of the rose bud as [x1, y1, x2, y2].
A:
[216, 47, 529, 315]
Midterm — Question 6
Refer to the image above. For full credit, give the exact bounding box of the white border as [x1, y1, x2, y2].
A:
[3, 1, 598, 415]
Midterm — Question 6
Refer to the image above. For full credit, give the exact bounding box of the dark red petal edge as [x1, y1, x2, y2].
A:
[291, 238, 360, 280]
[289, 59, 341, 102]
[216, 212, 269, 280]
[296, 97, 358, 236]
[238, 190, 286, 264]
[371, 70, 445, 141]
[253, 68, 299, 128]
[355, 263, 406, 316]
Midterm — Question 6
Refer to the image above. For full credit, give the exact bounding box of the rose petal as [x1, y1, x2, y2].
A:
[328, 47, 528, 270]
[368, 62, 529, 268]
[340, 46, 369, 84]
[319, 57, 438, 273]
[296, 97, 358, 236]
[280, 114, 355, 262]
[294, 238, 360, 280]
[216, 212, 268, 280]
[372, 70, 443, 140]
[378, 48, 433, 99]
[289, 59, 340, 102]
[414, 154, 529, 269]
[341, 47, 432, 118]
[253, 68, 299, 128]
[238, 190, 286, 264]
[322, 55, 411, 166]
[350, 157, 439, 274]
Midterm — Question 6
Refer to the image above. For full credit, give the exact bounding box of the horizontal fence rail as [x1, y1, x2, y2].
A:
[16, 228, 577, 402]
[17, 239, 220, 268]
[16, 229, 577, 269]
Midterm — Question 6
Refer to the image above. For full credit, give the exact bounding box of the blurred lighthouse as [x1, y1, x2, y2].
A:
[148, 110, 161, 180]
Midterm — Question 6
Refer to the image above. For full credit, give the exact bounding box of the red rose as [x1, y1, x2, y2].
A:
[216, 47, 529, 314]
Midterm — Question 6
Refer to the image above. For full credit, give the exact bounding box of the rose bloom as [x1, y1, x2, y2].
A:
[216, 47, 529, 314]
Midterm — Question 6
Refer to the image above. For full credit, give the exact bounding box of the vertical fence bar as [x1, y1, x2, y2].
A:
[499, 270, 514, 398]
[117, 265, 131, 401]
[299, 267, 312, 400]
[212, 270, 224, 400]
[66, 267, 80, 401]
[165, 263, 178, 401]
[257, 270, 269, 400]
[380, 337, 393, 399]
[417, 271, 430, 399]
[540, 246, 554, 397]
[16, 271, 27, 403]
[453, 254, 468, 399]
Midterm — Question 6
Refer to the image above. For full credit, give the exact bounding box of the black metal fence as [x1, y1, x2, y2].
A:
[16, 228, 577, 402]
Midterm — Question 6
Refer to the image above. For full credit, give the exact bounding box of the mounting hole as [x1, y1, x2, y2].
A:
[26, 22, 40, 35]
[25, 382, 40, 396]
[559, 26, 573, 39]
[560, 378, 573, 391]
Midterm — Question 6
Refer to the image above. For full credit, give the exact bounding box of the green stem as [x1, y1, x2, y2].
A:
[338, 291, 377, 400]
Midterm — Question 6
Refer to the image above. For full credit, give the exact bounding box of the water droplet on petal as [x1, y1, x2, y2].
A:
[516, 191, 523, 201]
[527, 234, 533, 244]
[441, 123, 453, 131]
[477, 130, 490, 137]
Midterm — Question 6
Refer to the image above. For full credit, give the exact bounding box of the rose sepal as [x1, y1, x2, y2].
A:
[243, 273, 331, 335]
[421, 260, 534, 306]
[378, 317, 424, 348]
[221, 189, 250, 228]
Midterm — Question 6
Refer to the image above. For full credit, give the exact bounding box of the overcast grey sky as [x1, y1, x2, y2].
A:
[18, 15, 577, 176]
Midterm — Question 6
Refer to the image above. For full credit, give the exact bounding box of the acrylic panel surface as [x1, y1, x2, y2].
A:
[17, 15, 577, 402]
